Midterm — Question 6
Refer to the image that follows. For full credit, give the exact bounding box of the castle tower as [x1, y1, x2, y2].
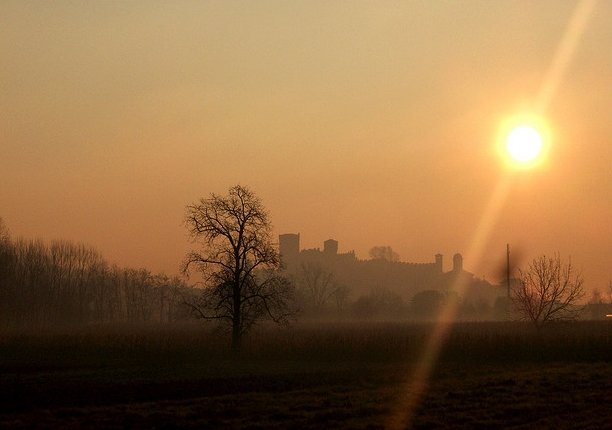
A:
[323, 239, 338, 256]
[435, 254, 443, 272]
[453, 253, 463, 272]
[279, 233, 300, 271]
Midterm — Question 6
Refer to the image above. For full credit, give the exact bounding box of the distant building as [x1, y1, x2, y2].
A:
[323, 239, 338, 256]
[279, 233, 300, 271]
[453, 253, 463, 272]
[279, 233, 502, 303]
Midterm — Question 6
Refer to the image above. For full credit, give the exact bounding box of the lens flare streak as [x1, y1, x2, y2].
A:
[387, 2, 596, 426]
[387, 177, 512, 429]
[535, 0, 597, 114]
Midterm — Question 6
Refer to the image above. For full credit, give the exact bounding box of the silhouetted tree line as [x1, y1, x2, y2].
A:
[0, 221, 192, 325]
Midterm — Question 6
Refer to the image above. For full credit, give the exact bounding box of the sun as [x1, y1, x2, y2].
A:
[506, 125, 543, 163]
[497, 115, 550, 169]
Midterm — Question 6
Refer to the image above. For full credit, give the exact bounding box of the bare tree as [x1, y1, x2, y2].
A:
[182, 185, 295, 352]
[298, 262, 336, 310]
[589, 288, 604, 305]
[331, 284, 351, 312]
[369, 246, 399, 262]
[0, 217, 9, 243]
[511, 254, 585, 328]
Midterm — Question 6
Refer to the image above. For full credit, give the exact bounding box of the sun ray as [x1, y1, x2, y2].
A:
[386, 177, 512, 429]
[535, 0, 597, 114]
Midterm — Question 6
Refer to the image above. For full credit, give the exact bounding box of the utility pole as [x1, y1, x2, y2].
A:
[506, 243, 511, 299]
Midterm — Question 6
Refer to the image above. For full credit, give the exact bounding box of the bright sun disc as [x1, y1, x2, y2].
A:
[506, 125, 543, 163]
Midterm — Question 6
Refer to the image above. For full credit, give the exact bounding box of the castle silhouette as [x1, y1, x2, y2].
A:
[279, 233, 500, 304]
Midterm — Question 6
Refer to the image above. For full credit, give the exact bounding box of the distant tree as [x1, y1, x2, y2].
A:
[511, 254, 585, 328]
[369, 246, 399, 262]
[331, 284, 351, 312]
[588, 288, 604, 305]
[296, 262, 351, 315]
[0, 217, 9, 243]
[182, 185, 295, 352]
[352, 288, 405, 320]
[298, 262, 337, 310]
[0, 220, 189, 325]
[492, 296, 512, 320]
[411, 289, 445, 319]
[0, 218, 13, 318]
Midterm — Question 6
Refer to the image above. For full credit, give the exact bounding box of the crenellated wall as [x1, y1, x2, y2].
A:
[280, 234, 456, 300]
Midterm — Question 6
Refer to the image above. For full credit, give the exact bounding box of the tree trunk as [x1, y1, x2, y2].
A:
[231, 286, 242, 354]
[231, 323, 241, 354]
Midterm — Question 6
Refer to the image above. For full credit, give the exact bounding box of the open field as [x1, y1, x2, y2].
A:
[1, 321, 611, 429]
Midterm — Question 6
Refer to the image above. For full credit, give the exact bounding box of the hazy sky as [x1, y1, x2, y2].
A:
[2, 1, 611, 292]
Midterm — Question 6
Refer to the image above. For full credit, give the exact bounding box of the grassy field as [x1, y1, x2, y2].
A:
[1, 321, 611, 429]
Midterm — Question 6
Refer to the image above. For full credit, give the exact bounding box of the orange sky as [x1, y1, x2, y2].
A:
[2, 1, 611, 294]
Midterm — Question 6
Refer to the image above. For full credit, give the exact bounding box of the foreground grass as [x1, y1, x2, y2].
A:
[1, 321, 611, 428]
